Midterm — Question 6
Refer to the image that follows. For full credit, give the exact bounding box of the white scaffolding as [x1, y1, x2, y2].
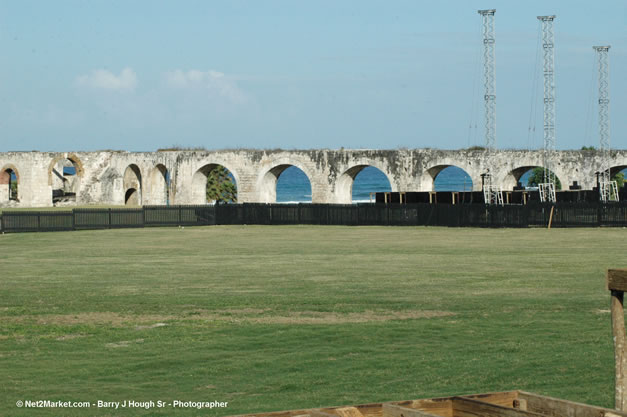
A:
[537, 15, 557, 203]
[478, 9, 503, 205]
[593, 46, 618, 202]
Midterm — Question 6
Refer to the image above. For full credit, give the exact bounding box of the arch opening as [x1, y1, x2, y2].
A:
[192, 164, 237, 204]
[274, 165, 312, 203]
[50, 157, 82, 205]
[428, 165, 473, 192]
[260, 164, 311, 203]
[509, 166, 563, 191]
[337, 165, 392, 204]
[123, 164, 143, 206]
[125, 188, 139, 205]
[610, 166, 627, 190]
[150, 164, 170, 205]
[1, 167, 19, 203]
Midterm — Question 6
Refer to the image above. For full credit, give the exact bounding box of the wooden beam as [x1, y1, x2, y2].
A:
[547, 206, 555, 229]
[459, 392, 520, 409]
[518, 391, 627, 417]
[333, 407, 366, 417]
[383, 403, 445, 417]
[309, 411, 344, 417]
[608, 269, 627, 292]
[612, 290, 627, 411]
[451, 397, 546, 417]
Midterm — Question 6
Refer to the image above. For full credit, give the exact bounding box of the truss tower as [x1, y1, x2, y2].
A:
[538, 16, 556, 203]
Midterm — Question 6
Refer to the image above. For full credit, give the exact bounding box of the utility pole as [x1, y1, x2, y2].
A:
[538, 16, 556, 203]
[478, 9, 503, 205]
[594, 46, 618, 202]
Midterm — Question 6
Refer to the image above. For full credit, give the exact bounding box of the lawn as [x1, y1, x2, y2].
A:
[0, 225, 624, 416]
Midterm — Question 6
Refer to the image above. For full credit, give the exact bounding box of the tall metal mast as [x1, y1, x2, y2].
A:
[478, 9, 502, 205]
[594, 46, 617, 202]
[538, 16, 556, 203]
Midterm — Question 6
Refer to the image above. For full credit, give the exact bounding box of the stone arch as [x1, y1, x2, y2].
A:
[259, 163, 314, 203]
[503, 165, 564, 191]
[335, 164, 394, 204]
[610, 165, 627, 178]
[425, 164, 473, 192]
[48, 154, 84, 204]
[125, 188, 139, 205]
[0, 164, 20, 203]
[149, 164, 169, 205]
[123, 164, 142, 206]
[47, 154, 84, 185]
[192, 163, 238, 204]
[610, 165, 627, 190]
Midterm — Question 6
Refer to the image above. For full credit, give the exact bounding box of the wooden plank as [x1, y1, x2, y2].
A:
[547, 206, 554, 229]
[334, 407, 365, 417]
[228, 403, 386, 417]
[319, 404, 383, 417]
[310, 411, 344, 417]
[460, 392, 520, 409]
[383, 404, 446, 417]
[518, 391, 627, 417]
[608, 269, 627, 292]
[610, 290, 627, 411]
[451, 397, 545, 417]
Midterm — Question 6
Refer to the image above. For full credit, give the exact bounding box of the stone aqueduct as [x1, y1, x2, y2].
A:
[0, 149, 626, 207]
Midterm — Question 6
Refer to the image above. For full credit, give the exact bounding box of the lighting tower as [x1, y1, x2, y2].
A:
[594, 46, 618, 202]
[478, 9, 502, 205]
[538, 16, 556, 203]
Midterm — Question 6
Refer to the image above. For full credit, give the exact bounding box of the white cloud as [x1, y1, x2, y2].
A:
[76, 67, 137, 91]
[164, 69, 248, 104]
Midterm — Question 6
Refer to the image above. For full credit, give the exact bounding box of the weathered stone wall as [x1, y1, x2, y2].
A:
[0, 149, 625, 207]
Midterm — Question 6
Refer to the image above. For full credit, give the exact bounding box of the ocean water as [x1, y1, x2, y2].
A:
[275, 165, 475, 203]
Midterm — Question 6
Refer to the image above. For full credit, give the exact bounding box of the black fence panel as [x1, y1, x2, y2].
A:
[327, 205, 358, 226]
[74, 209, 111, 230]
[1, 211, 74, 232]
[144, 206, 181, 225]
[215, 204, 244, 225]
[550, 203, 598, 227]
[599, 203, 627, 227]
[110, 209, 144, 228]
[357, 204, 387, 225]
[269, 204, 300, 225]
[241, 204, 271, 225]
[38, 212, 74, 232]
[460, 205, 489, 227]
[2, 211, 76, 232]
[181, 206, 215, 225]
[2, 202, 627, 233]
[298, 204, 329, 225]
[1, 211, 44, 232]
[193, 206, 217, 225]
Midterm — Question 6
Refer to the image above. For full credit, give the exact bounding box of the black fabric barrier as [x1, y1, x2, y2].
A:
[1, 202, 627, 233]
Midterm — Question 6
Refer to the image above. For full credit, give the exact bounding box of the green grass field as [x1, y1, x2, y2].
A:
[0, 226, 624, 416]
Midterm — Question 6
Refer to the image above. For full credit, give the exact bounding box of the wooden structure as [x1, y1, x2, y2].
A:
[607, 268, 627, 411]
[230, 391, 627, 417]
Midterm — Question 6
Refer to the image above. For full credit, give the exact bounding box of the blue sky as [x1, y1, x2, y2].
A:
[0, 0, 625, 152]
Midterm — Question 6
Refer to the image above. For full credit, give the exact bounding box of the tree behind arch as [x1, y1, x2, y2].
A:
[206, 166, 237, 203]
[527, 167, 562, 190]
